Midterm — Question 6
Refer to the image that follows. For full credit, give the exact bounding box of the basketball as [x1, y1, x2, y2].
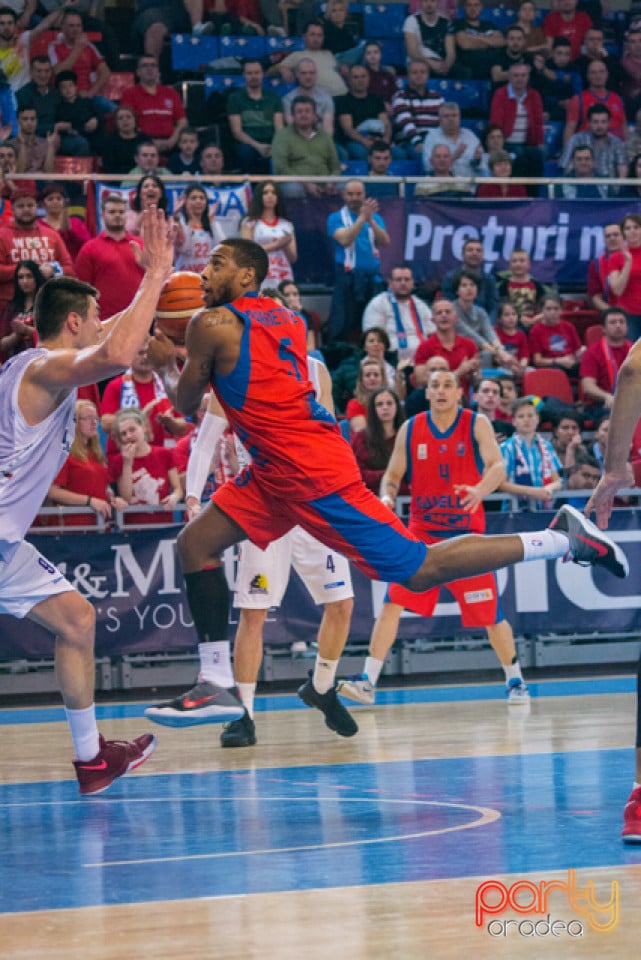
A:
[155, 271, 204, 344]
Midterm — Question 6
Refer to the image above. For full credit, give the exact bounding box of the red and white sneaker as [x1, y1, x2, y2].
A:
[622, 786, 641, 843]
[73, 733, 157, 796]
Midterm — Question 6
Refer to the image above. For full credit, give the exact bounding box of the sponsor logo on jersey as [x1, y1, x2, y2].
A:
[457, 442, 466, 456]
[417, 443, 427, 459]
[324, 581, 346, 589]
[249, 573, 268, 594]
[38, 557, 56, 575]
[464, 588, 494, 604]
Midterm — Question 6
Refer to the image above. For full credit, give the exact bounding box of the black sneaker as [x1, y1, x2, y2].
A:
[220, 711, 257, 748]
[550, 504, 629, 578]
[144, 680, 245, 727]
[297, 675, 358, 737]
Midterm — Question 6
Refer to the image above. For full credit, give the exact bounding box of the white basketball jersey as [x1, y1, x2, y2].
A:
[0, 349, 76, 555]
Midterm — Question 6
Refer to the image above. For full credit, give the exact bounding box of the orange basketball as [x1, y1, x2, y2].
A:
[155, 271, 204, 344]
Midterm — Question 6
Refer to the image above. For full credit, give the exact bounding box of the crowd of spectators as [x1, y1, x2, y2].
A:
[0, 0, 640, 524]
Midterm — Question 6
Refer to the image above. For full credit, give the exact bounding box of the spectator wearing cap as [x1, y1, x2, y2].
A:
[0, 186, 75, 305]
[38, 183, 91, 261]
[8, 105, 56, 174]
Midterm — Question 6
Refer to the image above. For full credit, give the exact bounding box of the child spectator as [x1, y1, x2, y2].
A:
[529, 294, 584, 375]
[500, 396, 563, 509]
[496, 248, 546, 328]
[494, 301, 530, 378]
[167, 127, 201, 175]
[108, 408, 182, 524]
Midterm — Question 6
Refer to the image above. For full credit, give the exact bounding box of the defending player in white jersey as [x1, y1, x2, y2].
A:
[147, 354, 357, 743]
[0, 207, 174, 795]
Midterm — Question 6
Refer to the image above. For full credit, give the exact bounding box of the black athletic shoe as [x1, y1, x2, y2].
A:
[220, 711, 257, 748]
[297, 675, 358, 737]
[550, 504, 629, 578]
[144, 680, 245, 727]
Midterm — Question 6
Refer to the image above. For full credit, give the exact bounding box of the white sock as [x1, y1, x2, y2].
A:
[313, 656, 339, 694]
[364, 656, 384, 686]
[503, 660, 523, 685]
[237, 682, 256, 718]
[199, 640, 234, 687]
[65, 704, 100, 761]
[519, 530, 569, 561]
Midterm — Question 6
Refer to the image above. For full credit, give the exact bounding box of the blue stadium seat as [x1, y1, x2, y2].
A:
[338, 418, 352, 441]
[544, 121, 564, 159]
[363, 3, 409, 38]
[205, 73, 245, 95]
[483, 7, 516, 31]
[461, 118, 486, 137]
[265, 35, 305, 55]
[378, 38, 404, 69]
[343, 160, 368, 175]
[434, 78, 489, 112]
[388, 159, 421, 176]
[218, 35, 267, 59]
[171, 35, 219, 71]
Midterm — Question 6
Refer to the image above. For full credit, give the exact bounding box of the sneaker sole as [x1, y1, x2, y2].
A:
[555, 505, 629, 578]
[622, 832, 641, 843]
[144, 704, 244, 727]
[220, 734, 257, 748]
[335, 683, 375, 706]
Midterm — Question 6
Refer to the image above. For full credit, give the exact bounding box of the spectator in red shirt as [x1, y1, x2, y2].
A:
[108, 407, 183, 525]
[120, 55, 187, 156]
[413, 298, 480, 399]
[39, 183, 92, 262]
[476, 149, 528, 198]
[580, 307, 633, 418]
[605, 213, 641, 342]
[543, 0, 592, 62]
[100, 339, 191, 455]
[48, 9, 114, 115]
[489, 61, 543, 189]
[0, 188, 75, 305]
[494, 300, 529, 378]
[47, 399, 128, 527]
[563, 60, 627, 146]
[588, 221, 624, 312]
[75, 193, 144, 320]
[529, 294, 584, 375]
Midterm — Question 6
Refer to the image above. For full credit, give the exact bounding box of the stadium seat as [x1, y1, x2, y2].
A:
[388, 159, 421, 176]
[265, 35, 305, 55]
[433, 79, 489, 113]
[377, 38, 404, 70]
[218, 35, 267, 59]
[171, 34, 219, 71]
[363, 3, 408, 38]
[205, 73, 245, 94]
[522, 368, 574, 405]
[53, 156, 98, 175]
[544, 121, 564, 159]
[561, 307, 600, 344]
[584, 324, 604, 347]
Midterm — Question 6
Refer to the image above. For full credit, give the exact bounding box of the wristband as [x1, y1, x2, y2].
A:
[381, 495, 395, 508]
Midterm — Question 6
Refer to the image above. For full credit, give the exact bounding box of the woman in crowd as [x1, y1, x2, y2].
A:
[39, 183, 92, 260]
[108, 408, 182, 524]
[173, 183, 226, 275]
[622, 154, 641, 200]
[476, 150, 528, 199]
[277, 279, 321, 350]
[515, 0, 550, 53]
[351, 387, 408, 494]
[345, 357, 388, 435]
[240, 180, 297, 287]
[361, 326, 398, 393]
[0, 260, 46, 361]
[125, 174, 169, 235]
[47, 399, 127, 526]
[452, 270, 511, 368]
[101, 105, 146, 175]
[606, 213, 641, 342]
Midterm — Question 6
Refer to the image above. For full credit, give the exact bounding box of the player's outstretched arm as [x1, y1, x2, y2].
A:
[28, 208, 175, 392]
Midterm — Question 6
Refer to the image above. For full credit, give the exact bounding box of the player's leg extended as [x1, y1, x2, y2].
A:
[338, 601, 404, 705]
[219, 607, 266, 748]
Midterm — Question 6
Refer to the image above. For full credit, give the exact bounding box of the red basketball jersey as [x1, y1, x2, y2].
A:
[212, 293, 361, 500]
[406, 407, 486, 538]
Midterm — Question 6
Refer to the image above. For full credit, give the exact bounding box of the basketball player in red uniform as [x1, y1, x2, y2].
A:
[338, 369, 529, 706]
[145, 238, 627, 738]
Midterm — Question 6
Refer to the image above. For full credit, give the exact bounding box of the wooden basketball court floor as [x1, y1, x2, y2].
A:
[1, 675, 640, 960]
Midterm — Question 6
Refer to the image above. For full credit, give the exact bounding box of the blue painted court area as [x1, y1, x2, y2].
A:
[0, 676, 635, 726]
[1, 748, 639, 914]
